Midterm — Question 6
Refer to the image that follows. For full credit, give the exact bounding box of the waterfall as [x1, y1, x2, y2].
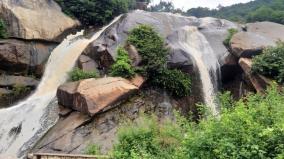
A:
[0, 15, 122, 158]
[170, 26, 220, 116]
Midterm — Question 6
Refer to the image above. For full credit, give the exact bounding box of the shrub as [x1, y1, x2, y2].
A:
[112, 85, 284, 159]
[127, 25, 168, 74]
[55, 0, 135, 26]
[223, 28, 238, 46]
[128, 25, 191, 97]
[252, 42, 284, 83]
[151, 69, 191, 97]
[0, 19, 7, 39]
[112, 115, 184, 159]
[110, 47, 135, 79]
[69, 68, 97, 81]
[85, 144, 101, 155]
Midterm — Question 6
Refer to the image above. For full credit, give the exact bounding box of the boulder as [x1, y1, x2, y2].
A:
[57, 77, 139, 116]
[0, 75, 39, 87]
[78, 55, 98, 72]
[239, 58, 271, 93]
[231, 22, 284, 58]
[0, 0, 79, 42]
[84, 10, 237, 69]
[0, 39, 56, 75]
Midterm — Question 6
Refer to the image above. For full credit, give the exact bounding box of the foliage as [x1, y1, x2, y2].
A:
[127, 25, 168, 74]
[55, 0, 135, 26]
[69, 67, 97, 81]
[11, 84, 31, 97]
[127, 25, 191, 97]
[252, 42, 284, 83]
[112, 115, 184, 159]
[185, 0, 284, 24]
[0, 19, 7, 39]
[85, 144, 101, 155]
[112, 85, 284, 158]
[110, 47, 135, 79]
[151, 68, 191, 98]
[223, 28, 238, 46]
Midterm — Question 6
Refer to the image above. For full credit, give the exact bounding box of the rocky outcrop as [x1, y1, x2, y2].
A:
[0, 75, 38, 87]
[33, 89, 177, 155]
[239, 58, 271, 93]
[57, 77, 139, 116]
[0, 39, 56, 76]
[84, 10, 237, 70]
[231, 22, 284, 58]
[0, 0, 79, 42]
[77, 55, 98, 72]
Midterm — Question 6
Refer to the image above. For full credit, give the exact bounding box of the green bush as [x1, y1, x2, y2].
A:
[127, 25, 168, 74]
[223, 28, 238, 46]
[110, 47, 135, 79]
[112, 115, 184, 159]
[69, 67, 97, 81]
[55, 0, 135, 26]
[0, 19, 7, 39]
[85, 144, 101, 155]
[128, 25, 191, 97]
[112, 85, 284, 158]
[151, 69, 191, 97]
[252, 42, 284, 83]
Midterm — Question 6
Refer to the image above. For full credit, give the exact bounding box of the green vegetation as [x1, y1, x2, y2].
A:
[85, 144, 101, 155]
[0, 19, 7, 39]
[127, 25, 191, 97]
[55, 0, 135, 26]
[110, 47, 135, 79]
[11, 84, 31, 97]
[223, 28, 238, 46]
[69, 67, 97, 81]
[111, 85, 284, 158]
[185, 0, 284, 24]
[252, 43, 284, 84]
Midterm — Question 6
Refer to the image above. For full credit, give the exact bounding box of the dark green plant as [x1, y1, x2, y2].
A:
[151, 68, 191, 98]
[252, 42, 284, 83]
[223, 28, 238, 46]
[110, 47, 135, 79]
[128, 25, 191, 97]
[69, 67, 97, 81]
[0, 19, 7, 39]
[55, 0, 135, 26]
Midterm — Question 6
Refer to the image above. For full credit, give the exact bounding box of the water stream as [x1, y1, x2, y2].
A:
[0, 15, 122, 158]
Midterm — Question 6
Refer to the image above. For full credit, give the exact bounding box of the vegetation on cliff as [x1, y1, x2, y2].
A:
[111, 85, 284, 158]
[55, 0, 135, 26]
[252, 43, 284, 84]
[223, 28, 238, 47]
[110, 47, 136, 79]
[69, 68, 97, 81]
[127, 25, 191, 97]
[0, 19, 7, 39]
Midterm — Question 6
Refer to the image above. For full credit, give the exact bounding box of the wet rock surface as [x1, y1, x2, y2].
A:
[0, 0, 80, 42]
[0, 75, 39, 88]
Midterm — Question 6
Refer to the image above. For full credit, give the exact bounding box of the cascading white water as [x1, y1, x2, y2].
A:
[170, 26, 220, 116]
[0, 15, 122, 158]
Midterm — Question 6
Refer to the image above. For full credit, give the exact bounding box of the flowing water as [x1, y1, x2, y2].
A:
[170, 26, 220, 116]
[0, 15, 122, 158]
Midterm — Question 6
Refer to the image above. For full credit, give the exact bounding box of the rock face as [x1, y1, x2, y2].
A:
[57, 77, 139, 116]
[0, 39, 56, 76]
[0, 0, 79, 42]
[84, 10, 237, 70]
[77, 55, 98, 72]
[239, 58, 271, 93]
[231, 22, 284, 57]
[0, 75, 38, 87]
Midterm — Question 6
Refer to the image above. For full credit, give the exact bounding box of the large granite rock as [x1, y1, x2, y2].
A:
[0, 0, 79, 42]
[84, 10, 237, 70]
[77, 55, 98, 72]
[57, 77, 139, 116]
[0, 39, 56, 75]
[231, 22, 284, 58]
[0, 75, 39, 87]
[239, 58, 271, 93]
